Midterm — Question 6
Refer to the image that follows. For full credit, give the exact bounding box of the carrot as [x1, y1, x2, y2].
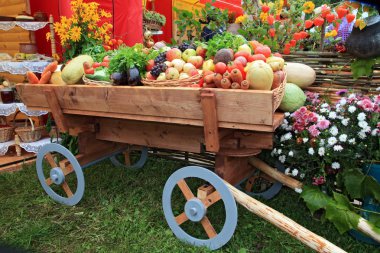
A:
[213, 73, 223, 88]
[231, 82, 241, 89]
[241, 80, 250, 90]
[26, 71, 39, 84]
[230, 69, 243, 84]
[42, 61, 58, 76]
[204, 74, 214, 84]
[38, 71, 52, 84]
[220, 78, 231, 89]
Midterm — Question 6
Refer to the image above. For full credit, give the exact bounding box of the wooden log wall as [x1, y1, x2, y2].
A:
[0, 0, 29, 83]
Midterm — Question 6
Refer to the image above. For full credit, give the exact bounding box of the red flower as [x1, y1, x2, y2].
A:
[276, 14, 281, 21]
[267, 15, 275, 25]
[336, 7, 348, 19]
[261, 5, 270, 13]
[300, 31, 308, 39]
[289, 39, 296, 47]
[346, 13, 355, 23]
[283, 47, 291, 55]
[313, 17, 324, 27]
[293, 32, 302, 41]
[305, 20, 313, 29]
[321, 5, 331, 18]
[269, 28, 275, 37]
[326, 13, 336, 23]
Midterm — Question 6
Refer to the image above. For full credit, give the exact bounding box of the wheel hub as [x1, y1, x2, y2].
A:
[50, 167, 65, 185]
[184, 198, 206, 222]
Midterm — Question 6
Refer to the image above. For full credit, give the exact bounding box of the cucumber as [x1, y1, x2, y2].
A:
[85, 69, 110, 82]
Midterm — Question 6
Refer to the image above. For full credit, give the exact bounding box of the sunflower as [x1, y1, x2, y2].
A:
[303, 1, 315, 14]
[70, 26, 82, 42]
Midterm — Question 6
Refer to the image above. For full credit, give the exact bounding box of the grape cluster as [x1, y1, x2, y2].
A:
[154, 52, 167, 65]
[150, 63, 167, 77]
[178, 42, 196, 52]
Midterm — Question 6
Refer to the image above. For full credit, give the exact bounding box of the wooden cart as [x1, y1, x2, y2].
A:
[16, 83, 286, 250]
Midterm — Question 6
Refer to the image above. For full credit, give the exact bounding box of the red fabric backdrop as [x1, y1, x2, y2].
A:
[29, 0, 143, 58]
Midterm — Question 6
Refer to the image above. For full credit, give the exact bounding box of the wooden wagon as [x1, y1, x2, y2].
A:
[16, 83, 348, 252]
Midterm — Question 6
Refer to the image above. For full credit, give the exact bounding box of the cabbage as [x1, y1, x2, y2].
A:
[279, 83, 306, 112]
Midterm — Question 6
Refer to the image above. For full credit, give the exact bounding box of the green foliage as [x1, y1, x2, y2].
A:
[351, 57, 379, 79]
[59, 133, 78, 155]
[300, 185, 332, 214]
[205, 32, 247, 59]
[108, 44, 158, 76]
[341, 168, 380, 202]
[173, 7, 201, 42]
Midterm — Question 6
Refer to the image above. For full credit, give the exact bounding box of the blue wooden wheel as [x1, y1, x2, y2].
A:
[235, 161, 285, 200]
[110, 146, 148, 169]
[36, 143, 85, 206]
[162, 166, 237, 250]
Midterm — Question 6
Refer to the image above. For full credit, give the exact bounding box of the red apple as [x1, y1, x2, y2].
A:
[145, 71, 156, 80]
[165, 67, 180, 80]
[166, 48, 182, 61]
[189, 68, 199, 77]
[271, 70, 285, 89]
[196, 45, 207, 58]
[146, 59, 155, 71]
[234, 56, 247, 66]
[183, 63, 196, 75]
[187, 56, 203, 69]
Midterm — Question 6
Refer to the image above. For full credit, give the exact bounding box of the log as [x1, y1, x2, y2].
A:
[225, 181, 347, 253]
[249, 157, 303, 192]
[358, 218, 380, 243]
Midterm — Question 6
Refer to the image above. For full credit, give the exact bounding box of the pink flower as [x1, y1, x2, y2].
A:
[299, 106, 307, 114]
[308, 125, 320, 137]
[312, 176, 325, 186]
[317, 119, 330, 130]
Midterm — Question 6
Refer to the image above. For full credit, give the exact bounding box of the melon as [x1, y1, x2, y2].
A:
[279, 83, 306, 112]
[61, 55, 94, 84]
[285, 62, 316, 88]
[246, 61, 273, 90]
[50, 71, 67, 85]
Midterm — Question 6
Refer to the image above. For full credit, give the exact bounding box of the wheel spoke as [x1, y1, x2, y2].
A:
[177, 179, 195, 200]
[61, 181, 74, 197]
[46, 178, 53, 186]
[175, 212, 189, 225]
[124, 151, 131, 166]
[200, 216, 217, 239]
[202, 190, 221, 208]
[245, 175, 259, 192]
[45, 152, 57, 168]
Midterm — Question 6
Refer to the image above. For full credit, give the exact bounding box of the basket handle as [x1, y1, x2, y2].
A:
[24, 117, 35, 132]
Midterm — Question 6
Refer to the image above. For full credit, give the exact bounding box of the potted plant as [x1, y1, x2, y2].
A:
[143, 10, 166, 31]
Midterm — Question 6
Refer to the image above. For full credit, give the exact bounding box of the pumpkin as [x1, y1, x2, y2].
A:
[284, 62, 315, 88]
[246, 61, 273, 90]
[61, 55, 94, 84]
[266, 56, 285, 71]
[345, 15, 380, 59]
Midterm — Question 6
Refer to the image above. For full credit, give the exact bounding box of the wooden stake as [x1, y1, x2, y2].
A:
[225, 181, 347, 253]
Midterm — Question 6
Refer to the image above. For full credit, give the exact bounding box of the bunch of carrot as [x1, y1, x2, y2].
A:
[26, 61, 58, 84]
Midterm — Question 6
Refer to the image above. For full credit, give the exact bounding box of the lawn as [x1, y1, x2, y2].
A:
[0, 157, 379, 253]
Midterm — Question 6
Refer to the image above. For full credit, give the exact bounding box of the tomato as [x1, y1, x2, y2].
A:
[268, 28, 275, 38]
[261, 5, 270, 13]
[336, 7, 348, 19]
[267, 15, 275, 25]
[305, 20, 313, 29]
[249, 40, 263, 51]
[346, 13, 355, 23]
[84, 68, 95, 74]
[92, 62, 101, 68]
[214, 62, 227, 74]
[254, 45, 271, 58]
[314, 17, 325, 27]
[117, 39, 124, 46]
[293, 32, 302, 41]
[289, 39, 296, 47]
[234, 51, 250, 60]
[101, 62, 109, 67]
[248, 54, 267, 62]
[103, 55, 110, 63]
[326, 13, 336, 23]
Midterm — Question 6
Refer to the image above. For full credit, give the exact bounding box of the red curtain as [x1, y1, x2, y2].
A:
[30, 0, 143, 58]
[200, 0, 243, 16]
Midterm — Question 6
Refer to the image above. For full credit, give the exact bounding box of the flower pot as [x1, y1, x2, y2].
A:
[349, 163, 380, 246]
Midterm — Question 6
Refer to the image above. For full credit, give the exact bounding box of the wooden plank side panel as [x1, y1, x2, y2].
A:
[0, 2, 26, 16]
[96, 118, 203, 153]
[17, 84, 275, 127]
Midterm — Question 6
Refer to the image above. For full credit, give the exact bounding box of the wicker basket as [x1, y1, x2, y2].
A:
[143, 19, 162, 31]
[142, 74, 202, 87]
[15, 117, 44, 143]
[83, 75, 112, 86]
[272, 73, 287, 112]
[0, 117, 14, 143]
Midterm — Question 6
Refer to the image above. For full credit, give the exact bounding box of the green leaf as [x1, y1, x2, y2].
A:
[351, 58, 376, 79]
[332, 192, 355, 211]
[300, 186, 332, 214]
[325, 201, 361, 234]
[343, 168, 380, 203]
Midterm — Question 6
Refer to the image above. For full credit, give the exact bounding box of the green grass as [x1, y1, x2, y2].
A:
[0, 157, 379, 253]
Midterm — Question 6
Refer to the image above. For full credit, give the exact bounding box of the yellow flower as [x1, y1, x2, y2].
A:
[275, 0, 284, 15]
[330, 30, 337, 37]
[46, 32, 51, 41]
[355, 19, 366, 30]
[70, 26, 82, 42]
[325, 32, 331, 38]
[260, 12, 268, 23]
[235, 15, 247, 24]
[101, 9, 112, 18]
[303, 1, 315, 14]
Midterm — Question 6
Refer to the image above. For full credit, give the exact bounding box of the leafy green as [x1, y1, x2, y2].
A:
[108, 44, 158, 76]
[351, 57, 377, 79]
[342, 168, 380, 203]
[205, 32, 247, 59]
[300, 185, 332, 214]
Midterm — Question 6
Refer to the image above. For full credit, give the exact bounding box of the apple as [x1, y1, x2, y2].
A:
[165, 67, 180, 80]
[145, 59, 155, 71]
[183, 63, 196, 75]
[234, 56, 247, 66]
[182, 48, 196, 62]
[145, 71, 156, 80]
[156, 72, 166, 81]
[189, 68, 199, 77]
[166, 48, 182, 61]
[238, 44, 252, 54]
[179, 73, 190, 79]
[164, 61, 174, 67]
[187, 56, 203, 69]
[202, 59, 215, 71]
[196, 44, 207, 58]
[171, 59, 185, 72]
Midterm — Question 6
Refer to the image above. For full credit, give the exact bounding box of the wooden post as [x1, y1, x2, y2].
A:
[225, 181, 347, 253]
[49, 15, 57, 58]
[249, 157, 303, 191]
[43, 88, 68, 133]
[200, 91, 220, 152]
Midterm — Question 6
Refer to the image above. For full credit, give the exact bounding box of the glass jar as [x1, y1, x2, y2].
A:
[0, 88, 15, 104]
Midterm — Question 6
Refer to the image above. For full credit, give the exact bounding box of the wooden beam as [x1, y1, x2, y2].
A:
[201, 91, 220, 152]
[43, 88, 68, 133]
